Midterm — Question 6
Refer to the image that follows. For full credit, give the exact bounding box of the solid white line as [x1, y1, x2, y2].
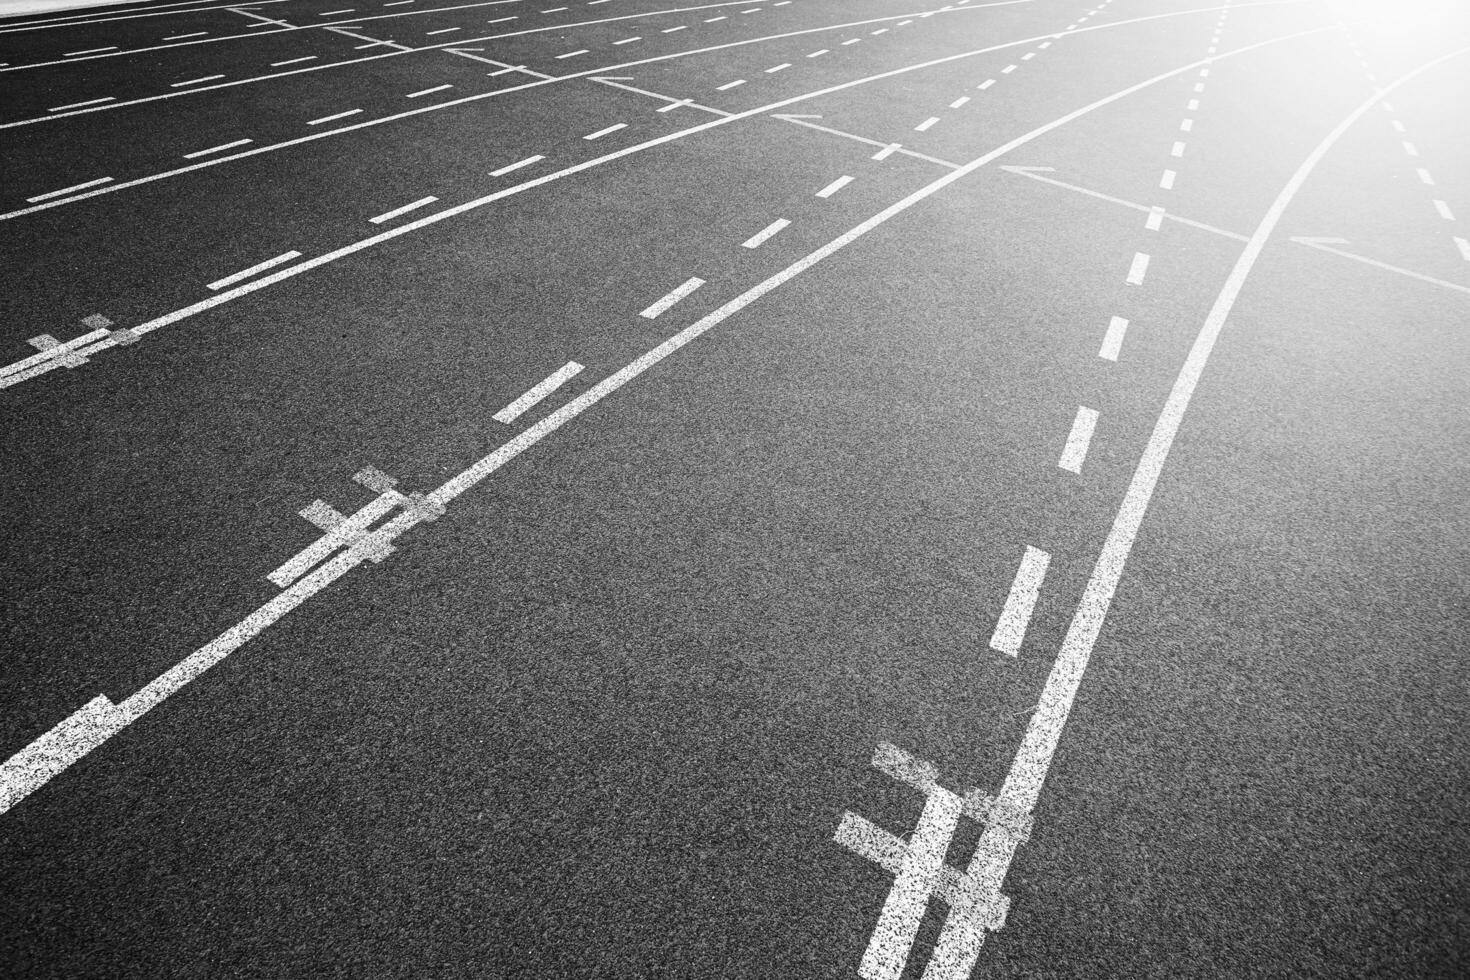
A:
[308, 109, 363, 124]
[206, 251, 303, 290]
[493, 361, 585, 423]
[640, 276, 705, 318]
[915, 116, 939, 131]
[406, 83, 453, 96]
[930, 43, 1470, 980]
[1057, 406, 1099, 473]
[183, 138, 252, 158]
[584, 122, 628, 139]
[24, 176, 115, 202]
[988, 546, 1050, 656]
[170, 74, 225, 86]
[1126, 251, 1150, 284]
[816, 174, 853, 198]
[489, 154, 543, 176]
[0, 327, 111, 379]
[369, 195, 439, 223]
[48, 97, 117, 111]
[742, 217, 790, 248]
[1098, 315, 1128, 361]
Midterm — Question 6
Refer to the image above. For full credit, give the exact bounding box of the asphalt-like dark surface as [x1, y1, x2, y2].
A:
[2, 0, 1468, 977]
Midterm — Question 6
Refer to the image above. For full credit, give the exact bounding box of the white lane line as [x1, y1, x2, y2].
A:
[978, 78, 995, 89]
[272, 55, 318, 65]
[950, 96, 970, 108]
[1417, 168, 1434, 185]
[369, 195, 439, 223]
[717, 79, 746, 89]
[613, 36, 640, 43]
[842, 38, 860, 45]
[183, 138, 253, 158]
[807, 48, 828, 57]
[1145, 205, 1164, 231]
[1159, 169, 1176, 189]
[704, 15, 726, 21]
[1001, 63, 1016, 72]
[988, 546, 1050, 657]
[657, 98, 695, 112]
[64, 46, 118, 55]
[48, 96, 116, 111]
[1098, 315, 1128, 361]
[584, 122, 628, 139]
[872, 142, 900, 160]
[406, 83, 453, 96]
[640, 276, 705, 318]
[1291, 236, 1470, 297]
[1186, 98, 1199, 110]
[741, 217, 791, 248]
[1401, 140, 1418, 156]
[765, 62, 790, 72]
[1171, 140, 1185, 156]
[1457, 237, 1470, 261]
[1021, 51, 1035, 59]
[308, 108, 363, 124]
[493, 361, 585, 423]
[1057, 406, 1099, 473]
[1126, 252, 1150, 284]
[1179, 117, 1193, 131]
[321, 8, 357, 14]
[426, 26, 462, 34]
[936, 48, 1470, 980]
[25, 176, 114, 203]
[556, 48, 590, 57]
[1432, 199, 1454, 220]
[490, 154, 543, 176]
[163, 31, 209, 39]
[206, 250, 303, 290]
[915, 116, 940, 131]
[171, 74, 225, 86]
[0, 28, 1337, 813]
[816, 175, 853, 198]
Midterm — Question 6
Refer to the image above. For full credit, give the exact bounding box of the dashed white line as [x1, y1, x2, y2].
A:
[1456, 237, 1470, 261]
[425, 26, 461, 34]
[207, 250, 303, 291]
[584, 122, 627, 139]
[171, 74, 225, 86]
[1179, 118, 1193, 131]
[989, 546, 1050, 657]
[807, 48, 828, 57]
[1159, 169, 1177, 189]
[1001, 63, 1017, 73]
[26, 176, 114, 203]
[1417, 168, 1435, 185]
[1170, 140, 1185, 157]
[1126, 251, 1151, 284]
[662, 24, 687, 32]
[163, 31, 208, 40]
[765, 62, 790, 72]
[271, 55, 318, 66]
[1098, 315, 1128, 361]
[406, 83, 453, 97]
[1432, 199, 1454, 221]
[1058, 406, 1099, 474]
[640, 276, 705, 318]
[915, 116, 940, 132]
[1145, 205, 1165, 231]
[369, 195, 439, 224]
[872, 142, 900, 161]
[717, 79, 746, 90]
[978, 79, 995, 89]
[308, 108, 363, 124]
[494, 361, 584, 423]
[949, 97, 970, 108]
[613, 36, 640, 43]
[64, 46, 117, 55]
[556, 49, 589, 57]
[816, 174, 853, 198]
[742, 217, 790, 248]
[48, 96, 116, 111]
[490, 154, 544, 176]
[183, 138, 253, 158]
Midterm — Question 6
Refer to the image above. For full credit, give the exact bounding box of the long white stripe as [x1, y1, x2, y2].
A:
[493, 361, 584, 423]
[989, 547, 1050, 656]
[25, 176, 113, 202]
[926, 42, 1470, 980]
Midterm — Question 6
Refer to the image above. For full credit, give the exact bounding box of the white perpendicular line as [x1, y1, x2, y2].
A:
[1057, 406, 1099, 474]
[25, 176, 113, 203]
[493, 361, 585, 424]
[926, 45, 1470, 980]
[1098, 315, 1129, 361]
[741, 218, 791, 248]
[640, 276, 705, 318]
[368, 195, 439, 223]
[0, 24, 1340, 816]
[206, 250, 303, 290]
[988, 546, 1050, 657]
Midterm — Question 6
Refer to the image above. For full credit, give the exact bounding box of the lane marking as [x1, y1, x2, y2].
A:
[774, 114, 959, 168]
[1171, 140, 1185, 156]
[978, 78, 995, 89]
[1098, 315, 1129, 361]
[406, 83, 453, 96]
[206, 251, 303, 290]
[1058, 406, 1099, 474]
[949, 97, 970, 108]
[1145, 205, 1165, 231]
[765, 62, 790, 72]
[1456, 237, 1470, 261]
[742, 217, 791, 248]
[989, 547, 1050, 657]
[369, 195, 439, 223]
[1126, 251, 1150, 284]
[24, 177, 115, 203]
[308, 109, 363, 124]
[170, 74, 225, 86]
[816, 175, 853, 198]
[493, 361, 585, 423]
[163, 31, 209, 39]
[1159, 169, 1177, 189]
[556, 48, 590, 57]
[1416, 168, 1434, 185]
[271, 55, 318, 65]
[47, 97, 116, 112]
[64, 46, 118, 55]
[584, 122, 628, 139]
[1432, 199, 1454, 221]
[915, 116, 940, 131]
[489, 154, 544, 176]
[640, 277, 706, 318]
[614, 35, 641, 43]
[1290, 236, 1470, 296]
[808, 48, 829, 57]
[717, 79, 746, 89]
[933, 45, 1470, 980]
[182, 138, 253, 158]
[873, 142, 901, 160]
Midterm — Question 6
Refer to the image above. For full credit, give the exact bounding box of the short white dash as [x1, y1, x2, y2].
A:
[1098, 315, 1129, 361]
[368, 195, 438, 224]
[765, 63, 790, 73]
[1001, 64, 1017, 73]
[48, 97, 116, 112]
[1391, 119, 1406, 132]
[426, 26, 461, 34]
[741, 217, 790, 249]
[1180, 118, 1194, 132]
[1417, 168, 1435, 185]
[640, 276, 704, 318]
[307, 109, 362, 125]
[584, 122, 627, 140]
[1401, 141, 1418, 156]
[25, 176, 114, 203]
[407, 84, 453, 97]
[494, 361, 584, 424]
[272, 56, 318, 66]
[490, 154, 544, 176]
[656, 98, 693, 112]
[613, 36, 641, 43]
[183, 138, 253, 159]
[1126, 252, 1151, 285]
[556, 49, 589, 58]
[872, 143, 900, 161]
[1171, 141, 1185, 157]
[65, 47, 117, 56]
[320, 9, 356, 15]
[1432, 199, 1454, 221]
[978, 79, 995, 89]
[171, 74, 224, 87]
[384, 1, 413, 5]
[1038, 40, 1052, 48]
[989, 546, 1050, 656]
[163, 31, 208, 39]
[1187, 98, 1199, 110]
[662, 24, 687, 32]
[1058, 406, 1099, 474]
[1159, 169, 1177, 190]
[1193, 82, 1205, 93]
[1456, 237, 1470, 262]
[487, 16, 517, 22]
[207, 251, 302, 291]
[842, 38, 860, 45]
[807, 48, 828, 57]
[704, 15, 727, 21]
[816, 175, 852, 198]
[949, 97, 970, 108]
[914, 116, 939, 132]
[717, 79, 746, 90]
[871, 28, 887, 35]
[1145, 206, 1165, 231]
[1021, 51, 1035, 60]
